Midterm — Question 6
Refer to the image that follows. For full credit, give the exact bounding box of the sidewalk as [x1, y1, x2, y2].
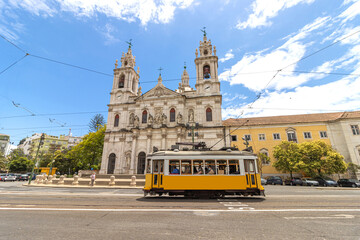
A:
[24, 183, 143, 189]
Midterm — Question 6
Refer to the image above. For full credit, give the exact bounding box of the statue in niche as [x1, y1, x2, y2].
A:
[148, 114, 154, 125]
[138, 86, 142, 96]
[161, 113, 167, 125]
[213, 46, 216, 56]
[154, 113, 162, 125]
[195, 49, 198, 58]
[129, 113, 135, 126]
[188, 110, 194, 122]
[176, 112, 183, 124]
[133, 115, 140, 128]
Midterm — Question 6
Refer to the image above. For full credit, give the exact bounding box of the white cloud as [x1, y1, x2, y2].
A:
[339, 0, 360, 23]
[236, 0, 315, 30]
[97, 23, 120, 45]
[5, 0, 195, 25]
[221, 17, 330, 92]
[219, 49, 234, 63]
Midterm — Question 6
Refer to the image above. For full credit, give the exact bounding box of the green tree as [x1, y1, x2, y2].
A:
[89, 114, 105, 132]
[298, 141, 346, 176]
[347, 163, 360, 178]
[67, 125, 106, 172]
[8, 148, 26, 162]
[273, 141, 301, 178]
[9, 157, 33, 172]
[0, 152, 8, 171]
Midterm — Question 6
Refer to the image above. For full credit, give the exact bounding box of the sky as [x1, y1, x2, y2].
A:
[0, 0, 360, 145]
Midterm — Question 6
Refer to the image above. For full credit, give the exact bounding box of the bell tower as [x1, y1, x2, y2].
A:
[194, 30, 220, 95]
[110, 43, 140, 104]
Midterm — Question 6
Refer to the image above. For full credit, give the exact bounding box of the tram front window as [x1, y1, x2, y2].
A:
[229, 160, 240, 174]
[193, 160, 204, 175]
[205, 160, 215, 174]
[216, 160, 227, 175]
[169, 160, 180, 174]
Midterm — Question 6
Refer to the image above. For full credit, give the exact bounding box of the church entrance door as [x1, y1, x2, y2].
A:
[137, 152, 146, 174]
[107, 153, 116, 174]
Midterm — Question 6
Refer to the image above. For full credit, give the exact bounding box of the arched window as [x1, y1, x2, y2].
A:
[203, 65, 211, 79]
[119, 74, 125, 88]
[114, 114, 119, 127]
[286, 128, 297, 142]
[170, 108, 176, 122]
[142, 110, 147, 123]
[206, 108, 212, 122]
[137, 152, 146, 174]
[132, 78, 136, 92]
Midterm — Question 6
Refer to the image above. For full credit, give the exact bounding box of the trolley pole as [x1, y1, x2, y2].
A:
[28, 133, 45, 185]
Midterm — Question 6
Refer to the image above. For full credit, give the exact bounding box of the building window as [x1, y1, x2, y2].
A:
[206, 108, 212, 122]
[119, 74, 125, 88]
[287, 132, 297, 142]
[319, 131, 327, 138]
[244, 134, 251, 141]
[273, 133, 281, 140]
[203, 65, 211, 79]
[351, 125, 360, 135]
[258, 134, 266, 141]
[114, 114, 119, 127]
[231, 135, 237, 142]
[170, 108, 176, 122]
[142, 110, 147, 123]
[304, 132, 312, 139]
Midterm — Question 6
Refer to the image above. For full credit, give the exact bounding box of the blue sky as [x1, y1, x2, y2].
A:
[1, 0, 359, 145]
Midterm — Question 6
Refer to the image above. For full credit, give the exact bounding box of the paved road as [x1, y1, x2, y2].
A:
[0, 181, 359, 239]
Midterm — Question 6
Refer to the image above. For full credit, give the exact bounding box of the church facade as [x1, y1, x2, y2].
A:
[99, 35, 226, 174]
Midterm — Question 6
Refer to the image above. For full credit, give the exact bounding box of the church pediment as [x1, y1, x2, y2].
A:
[137, 84, 181, 100]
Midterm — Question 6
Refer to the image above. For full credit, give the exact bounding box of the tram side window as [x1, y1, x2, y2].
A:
[146, 159, 151, 174]
[205, 160, 215, 174]
[229, 160, 240, 174]
[181, 160, 192, 175]
[169, 160, 180, 174]
[193, 160, 204, 175]
[216, 160, 227, 175]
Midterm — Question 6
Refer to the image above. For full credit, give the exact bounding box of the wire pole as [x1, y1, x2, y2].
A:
[28, 133, 45, 185]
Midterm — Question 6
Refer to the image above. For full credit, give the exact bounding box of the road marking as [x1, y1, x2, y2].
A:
[1, 207, 359, 212]
[285, 214, 355, 219]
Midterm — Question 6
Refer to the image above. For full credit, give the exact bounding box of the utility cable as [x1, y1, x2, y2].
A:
[0, 34, 27, 53]
[0, 53, 28, 76]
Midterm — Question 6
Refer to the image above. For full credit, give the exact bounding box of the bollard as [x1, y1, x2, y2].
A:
[130, 175, 136, 187]
[72, 175, 79, 185]
[109, 175, 115, 186]
[35, 175, 41, 184]
[58, 175, 65, 185]
[47, 175, 53, 184]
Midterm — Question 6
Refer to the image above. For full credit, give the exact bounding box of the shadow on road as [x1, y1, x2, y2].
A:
[136, 196, 266, 203]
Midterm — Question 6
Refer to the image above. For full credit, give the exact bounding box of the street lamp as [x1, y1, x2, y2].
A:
[186, 122, 199, 149]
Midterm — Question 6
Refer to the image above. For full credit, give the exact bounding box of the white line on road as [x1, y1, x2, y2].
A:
[285, 214, 355, 219]
[0, 207, 360, 213]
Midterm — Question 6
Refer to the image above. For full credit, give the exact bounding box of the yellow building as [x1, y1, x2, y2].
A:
[223, 112, 342, 177]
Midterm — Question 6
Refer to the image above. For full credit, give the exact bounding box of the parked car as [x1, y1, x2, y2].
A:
[0, 173, 6, 181]
[337, 178, 360, 188]
[302, 178, 319, 186]
[18, 174, 30, 181]
[314, 176, 338, 187]
[3, 174, 17, 182]
[261, 178, 266, 185]
[284, 177, 303, 186]
[266, 176, 283, 185]
[15, 173, 22, 181]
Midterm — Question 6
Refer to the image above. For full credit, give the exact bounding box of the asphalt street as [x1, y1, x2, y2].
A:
[0, 181, 359, 239]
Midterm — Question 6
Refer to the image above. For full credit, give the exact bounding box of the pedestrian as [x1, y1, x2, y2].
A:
[90, 172, 96, 186]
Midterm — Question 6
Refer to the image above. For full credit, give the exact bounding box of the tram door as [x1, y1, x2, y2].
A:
[244, 159, 257, 188]
[152, 160, 164, 189]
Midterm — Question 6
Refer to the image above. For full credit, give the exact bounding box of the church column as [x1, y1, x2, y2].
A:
[146, 130, 152, 153]
[161, 128, 166, 150]
[177, 126, 183, 143]
[114, 136, 125, 174]
[130, 131, 139, 174]
[99, 134, 110, 174]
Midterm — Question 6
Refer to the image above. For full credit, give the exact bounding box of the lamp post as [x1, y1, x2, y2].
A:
[28, 133, 45, 185]
[186, 122, 199, 149]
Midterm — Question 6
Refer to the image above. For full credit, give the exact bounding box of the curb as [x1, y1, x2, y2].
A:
[315, 187, 360, 190]
[23, 184, 143, 189]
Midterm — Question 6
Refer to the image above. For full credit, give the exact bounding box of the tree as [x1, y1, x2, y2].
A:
[0, 152, 8, 171]
[347, 163, 360, 178]
[89, 114, 105, 132]
[273, 141, 301, 178]
[8, 157, 33, 172]
[8, 148, 26, 162]
[257, 152, 270, 175]
[298, 141, 346, 176]
[67, 124, 106, 172]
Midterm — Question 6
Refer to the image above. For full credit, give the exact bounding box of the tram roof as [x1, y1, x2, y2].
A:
[148, 149, 257, 157]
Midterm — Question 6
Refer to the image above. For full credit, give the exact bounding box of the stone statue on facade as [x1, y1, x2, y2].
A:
[161, 113, 167, 125]
[148, 114, 154, 125]
[176, 112, 183, 124]
[195, 48, 198, 58]
[134, 115, 140, 128]
[129, 113, 135, 126]
[188, 110, 194, 122]
[154, 113, 162, 125]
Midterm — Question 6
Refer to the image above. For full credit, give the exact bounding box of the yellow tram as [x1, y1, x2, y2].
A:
[143, 146, 265, 198]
